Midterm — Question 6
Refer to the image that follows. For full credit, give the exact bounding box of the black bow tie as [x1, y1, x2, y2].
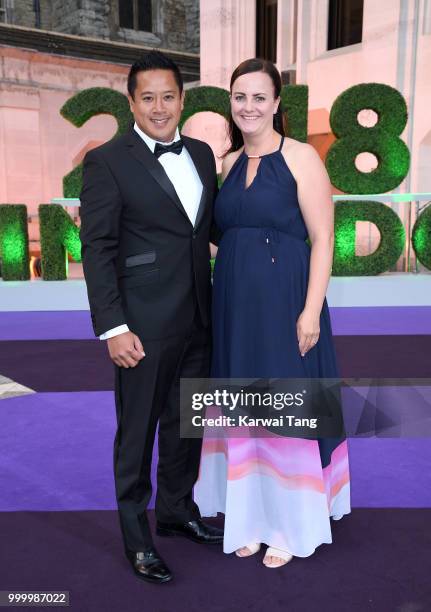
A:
[154, 139, 183, 158]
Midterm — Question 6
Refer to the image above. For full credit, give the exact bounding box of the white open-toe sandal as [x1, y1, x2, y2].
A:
[235, 543, 261, 557]
[263, 547, 293, 567]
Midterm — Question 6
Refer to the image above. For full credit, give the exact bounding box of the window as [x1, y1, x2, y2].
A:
[327, 0, 363, 51]
[0, 0, 8, 23]
[119, 0, 152, 32]
[256, 0, 278, 63]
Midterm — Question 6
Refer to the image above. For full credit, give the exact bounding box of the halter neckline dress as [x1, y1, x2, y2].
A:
[195, 137, 351, 557]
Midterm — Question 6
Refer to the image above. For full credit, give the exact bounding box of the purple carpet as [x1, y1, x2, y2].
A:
[0, 335, 430, 393]
[1, 307, 430, 610]
[1, 392, 431, 511]
[1, 307, 431, 340]
[1, 509, 430, 611]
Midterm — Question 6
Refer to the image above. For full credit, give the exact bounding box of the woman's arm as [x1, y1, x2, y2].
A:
[286, 143, 334, 356]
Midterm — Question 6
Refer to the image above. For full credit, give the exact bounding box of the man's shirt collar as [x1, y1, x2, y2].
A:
[133, 122, 181, 153]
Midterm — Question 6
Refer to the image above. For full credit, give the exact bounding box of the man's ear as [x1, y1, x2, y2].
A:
[127, 94, 134, 112]
[180, 89, 185, 110]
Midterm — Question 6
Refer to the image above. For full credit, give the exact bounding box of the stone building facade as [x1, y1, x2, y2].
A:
[0, 0, 201, 218]
[2, 0, 200, 53]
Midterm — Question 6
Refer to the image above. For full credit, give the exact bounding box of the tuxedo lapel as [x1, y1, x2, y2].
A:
[182, 136, 211, 230]
[125, 129, 190, 222]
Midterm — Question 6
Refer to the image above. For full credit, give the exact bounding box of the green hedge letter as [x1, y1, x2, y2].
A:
[179, 86, 230, 128]
[0, 204, 29, 280]
[327, 83, 410, 193]
[39, 205, 82, 280]
[61, 88, 133, 197]
[333, 200, 405, 275]
[412, 205, 431, 270]
[280, 85, 308, 143]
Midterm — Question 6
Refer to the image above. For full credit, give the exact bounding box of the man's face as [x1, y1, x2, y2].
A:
[128, 69, 184, 143]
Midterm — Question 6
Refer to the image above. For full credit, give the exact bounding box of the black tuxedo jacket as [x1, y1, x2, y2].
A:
[80, 128, 218, 340]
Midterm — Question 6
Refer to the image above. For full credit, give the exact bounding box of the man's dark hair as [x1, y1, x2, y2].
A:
[127, 50, 184, 99]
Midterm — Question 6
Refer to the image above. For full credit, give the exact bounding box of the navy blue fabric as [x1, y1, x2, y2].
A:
[211, 140, 344, 465]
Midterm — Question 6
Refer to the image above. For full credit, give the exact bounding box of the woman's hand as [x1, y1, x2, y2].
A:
[296, 309, 320, 357]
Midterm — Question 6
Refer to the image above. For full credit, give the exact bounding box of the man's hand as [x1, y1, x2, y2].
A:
[107, 331, 145, 368]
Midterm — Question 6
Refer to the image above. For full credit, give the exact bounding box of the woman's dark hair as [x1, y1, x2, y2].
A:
[128, 50, 183, 99]
[225, 58, 285, 156]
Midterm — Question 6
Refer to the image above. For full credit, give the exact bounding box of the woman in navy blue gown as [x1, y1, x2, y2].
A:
[195, 59, 351, 567]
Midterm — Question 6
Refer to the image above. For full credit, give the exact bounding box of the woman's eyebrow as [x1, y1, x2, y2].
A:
[232, 91, 267, 96]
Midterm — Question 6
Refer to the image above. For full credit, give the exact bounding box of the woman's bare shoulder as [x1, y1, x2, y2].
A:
[281, 138, 323, 176]
[221, 148, 243, 180]
[282, 138, 319, 159]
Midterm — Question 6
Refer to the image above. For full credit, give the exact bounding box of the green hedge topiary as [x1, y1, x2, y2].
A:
[61, 87, 133, 197]
[412, 204, 431, 270]
[60, 84, 310, 196]
[57, 84, 415, 277]
[39, 204, 81, 280]
[180, 84, 309, 142]
[180, 86, 230, 129]
[280, 85, 308, 143]
[333, 200, 405, 275]
[327, 83, 410, 194]
[0, 204, 30, 280]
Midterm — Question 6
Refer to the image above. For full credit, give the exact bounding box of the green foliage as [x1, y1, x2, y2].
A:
[180, 86, 230, 129]
[61, 87, 133, 197]
[412, 205, 431, 270]
[327, 83, 410, 193]
[39, 205, 81, 280]
[280, 85, 308, 142]
[179, 84, 309, 143]
[0, 204, 30, 280]
[333, 200, 405, 275]
[57, 83, 417, 278]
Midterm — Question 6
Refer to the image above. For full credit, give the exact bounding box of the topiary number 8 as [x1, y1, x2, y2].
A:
[326, 83, 410, 194]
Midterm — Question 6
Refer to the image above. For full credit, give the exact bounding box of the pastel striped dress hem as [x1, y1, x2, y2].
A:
[195, 436, 351, 557]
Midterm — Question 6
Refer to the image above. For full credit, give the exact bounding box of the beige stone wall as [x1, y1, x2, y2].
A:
[199, 0, 431, 271]
[0, 45, 129, 216]
[0, 43, 204, 220]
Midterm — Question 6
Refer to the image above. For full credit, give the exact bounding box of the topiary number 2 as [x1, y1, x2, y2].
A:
[326, 83, 410, 194]
[61, 88, 132, 197]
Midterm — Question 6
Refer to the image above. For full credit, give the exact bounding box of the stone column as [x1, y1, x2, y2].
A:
[184, 0, 200, 53]
[200, 0, 256, 89]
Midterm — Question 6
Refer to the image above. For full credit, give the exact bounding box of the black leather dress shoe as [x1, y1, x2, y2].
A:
[127, 549, 172, 583]
[156, 518, 224, 544]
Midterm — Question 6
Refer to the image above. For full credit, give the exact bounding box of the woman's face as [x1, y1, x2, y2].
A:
[230, 71, 280, 136]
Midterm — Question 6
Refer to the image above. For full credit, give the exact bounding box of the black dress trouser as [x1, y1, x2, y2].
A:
[113, 309, 211, 553]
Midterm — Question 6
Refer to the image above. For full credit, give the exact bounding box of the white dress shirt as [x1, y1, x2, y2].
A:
[99, 122, 203, 340]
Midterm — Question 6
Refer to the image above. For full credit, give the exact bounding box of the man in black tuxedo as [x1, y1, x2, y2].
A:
[80, 51, 222, 584]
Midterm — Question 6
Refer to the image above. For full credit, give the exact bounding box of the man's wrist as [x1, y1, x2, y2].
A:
[99, 324, 130, 340]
